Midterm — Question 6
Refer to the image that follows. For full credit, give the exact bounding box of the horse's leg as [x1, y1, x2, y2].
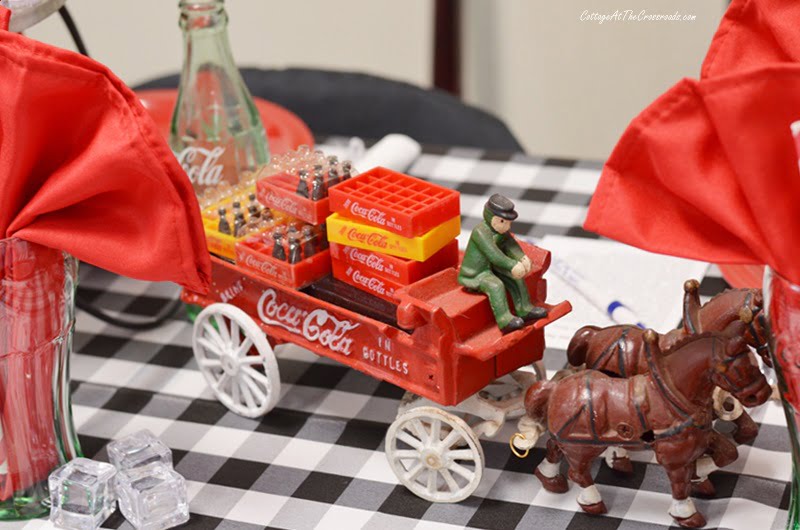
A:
[654, 436, 707, 528]
[563, 446, 607, 514]
[534, 437, 568, 493]
[732, 410, 759, 445]
[692, 430, 739, 497]
[662, 463, 706, 528]
[603, 446, 633, 474]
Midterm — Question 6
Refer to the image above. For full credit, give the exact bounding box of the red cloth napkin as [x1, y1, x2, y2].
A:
[702, 0, 800, 78]
[584, 0, 800, 285]
[0, 7, 209, 292]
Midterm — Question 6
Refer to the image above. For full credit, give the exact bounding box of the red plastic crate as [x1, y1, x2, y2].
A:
[328, 167, 460, 238]
[235, 238, 331, 289]
[329, 240, 459, 285]
[257, 172, 342, 225]
[331, 257, 401, 303]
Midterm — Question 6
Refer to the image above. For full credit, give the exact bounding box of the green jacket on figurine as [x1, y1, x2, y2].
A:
[458, 194, 547, 332]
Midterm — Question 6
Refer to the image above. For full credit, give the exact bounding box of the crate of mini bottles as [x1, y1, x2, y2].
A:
[234, 228, 331, 289]
[328, 167, 460, 238]
[256, 163, 353, 225]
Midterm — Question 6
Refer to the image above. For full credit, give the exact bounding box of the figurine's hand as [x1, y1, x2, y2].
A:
[521, 255, 532, 274]
[511, 261, 527, 279]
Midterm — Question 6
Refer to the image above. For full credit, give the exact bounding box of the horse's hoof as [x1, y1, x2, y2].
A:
[610, 456, 634, 474]
[673, 512, 707, 528]
[578, 500, 608, 515]
[733, 426, 759, 445]
[534, 468, 568, 493]
[691, 478, 716, 498]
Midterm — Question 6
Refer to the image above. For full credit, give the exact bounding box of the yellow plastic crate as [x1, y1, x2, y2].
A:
[326, 212, 460, 262]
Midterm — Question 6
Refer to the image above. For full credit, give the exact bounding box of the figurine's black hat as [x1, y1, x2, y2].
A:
[485, 194, 518, 220]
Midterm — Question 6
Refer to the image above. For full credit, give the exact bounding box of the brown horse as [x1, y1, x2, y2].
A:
[567, 282, 769, 374]
[565, 281, 768, 486]
[526, 325, 771, 528]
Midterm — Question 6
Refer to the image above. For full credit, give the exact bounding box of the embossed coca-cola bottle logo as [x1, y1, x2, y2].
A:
[177, 146, 226, 186]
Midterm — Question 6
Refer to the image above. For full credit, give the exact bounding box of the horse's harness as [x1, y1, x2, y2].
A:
[588, 328, 631, 376]
[555, 339, 710, 446]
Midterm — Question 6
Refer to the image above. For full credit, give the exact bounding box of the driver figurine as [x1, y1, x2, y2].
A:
[458, 194, 548, 332]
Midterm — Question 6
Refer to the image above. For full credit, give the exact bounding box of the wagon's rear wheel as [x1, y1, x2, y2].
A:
[385, 406, 484, 503]
[192, 303, 281, 418]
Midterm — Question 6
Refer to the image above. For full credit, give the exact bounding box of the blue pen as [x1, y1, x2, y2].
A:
[549, 255, 647, 329]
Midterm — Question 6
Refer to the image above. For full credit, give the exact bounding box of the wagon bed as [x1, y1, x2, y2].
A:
[182, 242, 570, 407]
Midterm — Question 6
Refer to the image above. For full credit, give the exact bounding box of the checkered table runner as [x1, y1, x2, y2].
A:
[15, 145, 791, 530]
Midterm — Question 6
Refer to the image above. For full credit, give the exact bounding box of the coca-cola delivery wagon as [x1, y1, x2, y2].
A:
[181, 239, 570, 503]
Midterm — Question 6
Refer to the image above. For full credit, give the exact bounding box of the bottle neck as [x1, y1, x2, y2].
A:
[179, 0, 237, 75]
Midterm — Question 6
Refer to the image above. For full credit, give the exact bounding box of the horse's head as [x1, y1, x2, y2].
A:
[711, 320, 771, 408]
[739, 289, 771, 366]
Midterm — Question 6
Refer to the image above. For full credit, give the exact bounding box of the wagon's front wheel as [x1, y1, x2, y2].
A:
[192, 303, 281, 418]
[385, 406, 484, 503]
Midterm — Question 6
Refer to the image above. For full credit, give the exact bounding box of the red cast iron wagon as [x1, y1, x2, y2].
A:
[183, 235, 570, 503]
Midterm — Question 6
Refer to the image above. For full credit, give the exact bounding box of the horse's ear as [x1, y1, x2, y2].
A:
[684, 279, 700, 293]
[682, 279, 702, 334]
[643, 329, 662, 355]
[753, 288, 764, 309]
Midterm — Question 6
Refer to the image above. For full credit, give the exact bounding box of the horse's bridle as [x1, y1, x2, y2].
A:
[743, 291, 770, 359]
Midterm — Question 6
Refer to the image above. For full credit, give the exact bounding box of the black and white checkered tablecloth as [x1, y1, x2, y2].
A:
[17, 144, 791, 530]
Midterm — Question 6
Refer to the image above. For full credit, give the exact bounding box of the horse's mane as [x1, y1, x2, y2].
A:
[663, 330, 722, 355]
[699, 288, 759, 311]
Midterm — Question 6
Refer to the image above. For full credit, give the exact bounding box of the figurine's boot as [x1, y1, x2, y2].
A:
[501, 317, 525, 333]
[521, 306, 548, 322]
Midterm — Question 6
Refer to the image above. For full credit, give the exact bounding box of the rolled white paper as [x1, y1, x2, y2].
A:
[355, 134, 422, 173]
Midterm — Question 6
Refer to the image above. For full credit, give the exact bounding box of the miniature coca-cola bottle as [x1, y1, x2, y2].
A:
[302, 225, 317, 256]
[327, 167, 340, 188]
[272, 231, 287, 261]
[296, 169, 310, 198]
[233, 211, 246, 237]
[341, 161, 353, 181]
[218, 207, 231, 234]
[288, 234, 302, 264]
[311, 170, 327, 201]
[170, 0, 270, 198]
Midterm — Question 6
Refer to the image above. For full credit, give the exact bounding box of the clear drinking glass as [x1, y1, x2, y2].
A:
[170, 0, 270, 198]
[0, 237, 82, 519]
[765, 266, 800, 529]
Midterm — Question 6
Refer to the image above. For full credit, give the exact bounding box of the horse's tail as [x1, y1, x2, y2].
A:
[524, 380, 555, 424]
[566, 325, 600, 368]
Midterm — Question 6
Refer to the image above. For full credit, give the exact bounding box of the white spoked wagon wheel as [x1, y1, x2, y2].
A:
[385, 406, 484, 503]
[192, 303, 280, 418]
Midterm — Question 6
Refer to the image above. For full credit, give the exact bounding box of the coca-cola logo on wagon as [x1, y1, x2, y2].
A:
[256, 289, 359, 355]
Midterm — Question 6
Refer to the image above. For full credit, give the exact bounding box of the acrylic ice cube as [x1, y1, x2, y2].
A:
[107, 430, 173, 471]
[49, 458, 117, 530]
[116, 463, 189, 530]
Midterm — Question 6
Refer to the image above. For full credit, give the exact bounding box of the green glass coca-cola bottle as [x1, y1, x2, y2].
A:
[170, 0, 269, 198]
